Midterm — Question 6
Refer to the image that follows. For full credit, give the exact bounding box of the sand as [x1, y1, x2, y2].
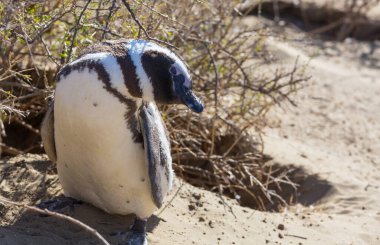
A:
[1, 14, 380, 245]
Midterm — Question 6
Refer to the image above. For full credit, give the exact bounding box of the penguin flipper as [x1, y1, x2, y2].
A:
[41, 103, 57, 162]
[139, 103, 172, 208]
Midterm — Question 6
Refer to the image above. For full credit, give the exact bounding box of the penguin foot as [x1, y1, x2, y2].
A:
[111, 231, 147, 245]
[110, 218, 148, 245]
[37, 196, 82, 215]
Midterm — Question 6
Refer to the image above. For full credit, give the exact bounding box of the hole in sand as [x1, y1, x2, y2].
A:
[259, 161, 333, 211]
[175, 132, 333, 211]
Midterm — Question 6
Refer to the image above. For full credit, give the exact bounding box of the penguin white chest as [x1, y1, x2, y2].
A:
[54, 68, 156, 218]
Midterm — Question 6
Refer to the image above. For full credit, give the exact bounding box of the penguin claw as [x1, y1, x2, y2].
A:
[111, 231, 148, 245]
[37, 196, 82, 215]
[124, 232, 148, 245]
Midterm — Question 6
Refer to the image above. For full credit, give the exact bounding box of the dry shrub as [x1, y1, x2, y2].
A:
[0, 0, 309, 210]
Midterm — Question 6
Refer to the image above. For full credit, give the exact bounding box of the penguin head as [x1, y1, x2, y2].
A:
[139, 42, 204, 113]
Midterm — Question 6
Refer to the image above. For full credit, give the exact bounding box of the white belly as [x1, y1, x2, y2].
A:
[54, 69, 156, 218]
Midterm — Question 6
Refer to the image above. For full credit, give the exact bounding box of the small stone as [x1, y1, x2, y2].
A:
[209, 220, 214, 228]
[188, 204, 195, 211]
[278, 233, 283, 239]
[277, 224, 285, 230]
[192, 193, 201, 200]
[199, 217, 205, 222]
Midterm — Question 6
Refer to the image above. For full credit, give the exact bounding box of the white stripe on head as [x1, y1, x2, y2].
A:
[125, 40, 155, 101]
[125, 40, 192, 100]
[69, 52, 133, 99]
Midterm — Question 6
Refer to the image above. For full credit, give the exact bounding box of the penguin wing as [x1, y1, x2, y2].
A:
[41, 103, 57, 162]
[139, 103, 172, 208]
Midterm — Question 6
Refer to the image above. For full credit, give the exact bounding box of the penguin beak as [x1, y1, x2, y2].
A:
[173, 75, 204, 113]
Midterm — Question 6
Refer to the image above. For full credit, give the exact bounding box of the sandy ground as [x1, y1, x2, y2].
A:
[1, 15, 380, 245]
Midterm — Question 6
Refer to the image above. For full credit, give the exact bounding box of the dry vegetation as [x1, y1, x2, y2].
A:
[0, 0, 312, 211]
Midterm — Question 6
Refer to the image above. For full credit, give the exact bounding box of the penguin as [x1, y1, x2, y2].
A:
[40, 39, 204, 245]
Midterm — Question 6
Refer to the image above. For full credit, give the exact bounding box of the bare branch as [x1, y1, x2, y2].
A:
[120, 0, 178, 49]
[66, 0, 92, 63]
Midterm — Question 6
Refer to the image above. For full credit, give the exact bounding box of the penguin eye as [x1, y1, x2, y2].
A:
[170, 66, 177, 75]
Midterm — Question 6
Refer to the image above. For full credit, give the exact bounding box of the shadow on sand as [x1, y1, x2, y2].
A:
[0, 156, 161, 245]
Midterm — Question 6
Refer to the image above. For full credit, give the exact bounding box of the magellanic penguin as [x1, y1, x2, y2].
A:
[40, 39, 204, 245]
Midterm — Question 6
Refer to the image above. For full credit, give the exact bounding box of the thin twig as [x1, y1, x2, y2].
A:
[26, 5, 75, 44]
[205, 44, 219, 115]
[101, 0, 117, 40]
[40, 36, 60, 66]
[66, 0, 92, 63]
[80, 23, 124, 38]
[20, 26, 40, 78]
[284, 234, 307, 240]
[120, 0, 178, 49]
[157, 180, 184, 216]
[133, 0, 189, 28]
[0, 143, 24, 155]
